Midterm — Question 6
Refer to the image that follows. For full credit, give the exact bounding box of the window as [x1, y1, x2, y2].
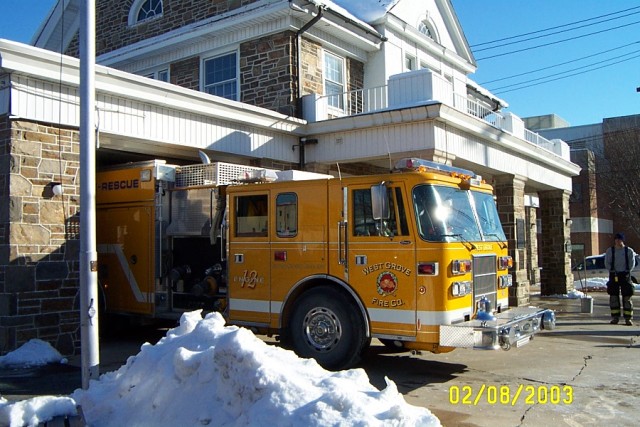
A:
[129, 0, 163, 25]
[418, 20, 436, 41]
[412, 185, 484, 242]
[276, 193, 297, 237]
[144, 68, 169, 82]
[352, 187, 407, 237]
[234, 195, 268, 237]
[203, 52, 238, 101]
[324, 52, 345, 109]
[405, 54, 416, 71]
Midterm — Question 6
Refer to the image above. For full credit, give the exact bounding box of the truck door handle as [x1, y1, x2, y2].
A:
[338, 221, 347, 265]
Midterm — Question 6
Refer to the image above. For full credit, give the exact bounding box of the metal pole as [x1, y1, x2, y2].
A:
[80, 0, 100, 389]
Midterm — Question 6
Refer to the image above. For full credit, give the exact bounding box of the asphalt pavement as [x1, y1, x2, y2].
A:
[1, 291, 638, 427]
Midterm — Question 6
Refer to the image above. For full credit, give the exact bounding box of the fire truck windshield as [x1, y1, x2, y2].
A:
[413, 185, 506, 243]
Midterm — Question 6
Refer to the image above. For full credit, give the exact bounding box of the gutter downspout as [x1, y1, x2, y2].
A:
[293, 2, 324, 169]
[295, 3, 324, 115]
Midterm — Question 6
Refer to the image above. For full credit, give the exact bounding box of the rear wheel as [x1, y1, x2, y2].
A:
[290, 286, 365, 370]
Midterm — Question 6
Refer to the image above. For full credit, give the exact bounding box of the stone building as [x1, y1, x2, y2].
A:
[536, 114, 640, 259]
[0, 0, 580, 356]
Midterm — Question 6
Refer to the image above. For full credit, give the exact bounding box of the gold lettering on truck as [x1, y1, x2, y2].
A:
[234, 270, 264, 289]
[362, 262, 412, 276]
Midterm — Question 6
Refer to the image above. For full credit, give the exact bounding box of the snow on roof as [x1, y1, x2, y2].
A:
[313, 0, 400, 24]
[466, 78, 509, 109]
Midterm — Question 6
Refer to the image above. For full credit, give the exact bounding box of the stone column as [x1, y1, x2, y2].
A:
[538, 190, 574, 295]
[525, 203, 540, 285]
[494, 175, 530, 306]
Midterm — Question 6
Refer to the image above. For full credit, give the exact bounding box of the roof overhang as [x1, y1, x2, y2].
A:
[0, 39, 306, 135]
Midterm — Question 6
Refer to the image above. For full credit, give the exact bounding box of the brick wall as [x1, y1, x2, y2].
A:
[0, 119, 81, 356]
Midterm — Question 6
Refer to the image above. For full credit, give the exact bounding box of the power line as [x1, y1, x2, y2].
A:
[480, 41, 640, 85]
[488, 48, 640, 92]
[493, 53, 640, 94]
[473, 8, 640, 52]
[470, 5, 640, 47]
[477, 19, 640, 61]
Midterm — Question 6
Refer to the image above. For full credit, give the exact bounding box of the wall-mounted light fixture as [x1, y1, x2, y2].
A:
[565, 218, 573, 227]
[50, 182, 63, 196]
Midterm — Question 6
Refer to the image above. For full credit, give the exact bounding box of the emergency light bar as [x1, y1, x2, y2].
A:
[395, 158, 485, 186]
[395, 158, 476, 178]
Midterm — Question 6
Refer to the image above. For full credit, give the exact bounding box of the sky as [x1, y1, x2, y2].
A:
[452, 0, 640, 126]
[2, 1, 640, 127]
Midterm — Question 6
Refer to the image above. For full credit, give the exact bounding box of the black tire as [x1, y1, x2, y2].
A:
[289, 286, 365, 370]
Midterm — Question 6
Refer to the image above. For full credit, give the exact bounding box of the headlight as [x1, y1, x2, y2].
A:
[499, 274, 513, 288]
[451, 281, 472, 296]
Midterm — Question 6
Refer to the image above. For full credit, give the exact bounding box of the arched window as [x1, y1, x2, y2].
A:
[418, 19, 438, 43]
[129, 0, 163, 26]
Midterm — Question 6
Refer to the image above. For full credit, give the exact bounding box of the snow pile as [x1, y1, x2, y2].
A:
[0, 311, 440, 427]
[0, 339, 65, 368]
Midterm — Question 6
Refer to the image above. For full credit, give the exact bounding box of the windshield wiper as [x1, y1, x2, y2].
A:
[484, 233, 507, 249]
[440, 233, 477, 250]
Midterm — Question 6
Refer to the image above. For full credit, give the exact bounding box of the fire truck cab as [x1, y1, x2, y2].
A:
[96, 158, 555, 370]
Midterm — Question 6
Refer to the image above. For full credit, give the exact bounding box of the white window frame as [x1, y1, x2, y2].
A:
[405, 54, 417, 71]
[143, 67, 170, 82]
[323, 51, 346, 111]
[128, 0, 163, 27]
[201, 50, 240, 101]
[417, 17, 439, 43]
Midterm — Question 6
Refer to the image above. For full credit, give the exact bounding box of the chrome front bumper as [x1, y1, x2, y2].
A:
[440, 307, 556, 350]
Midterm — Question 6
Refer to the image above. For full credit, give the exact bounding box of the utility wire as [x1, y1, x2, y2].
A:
[474, 9, 640, 52]
[480, 41, 640, 84]
[470, 5, 640, 47]
[477, 19, 640, 61]
[493, 53, 640, 94]
[488, 48, 640, 91]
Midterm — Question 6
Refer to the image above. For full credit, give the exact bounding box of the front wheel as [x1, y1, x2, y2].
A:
[289, 286, 365, 370]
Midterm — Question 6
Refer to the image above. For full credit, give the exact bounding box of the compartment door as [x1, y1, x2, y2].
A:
[97, 205, 154, 315]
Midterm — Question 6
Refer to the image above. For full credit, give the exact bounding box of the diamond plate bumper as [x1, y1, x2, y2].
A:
[439, 307, 556, 350]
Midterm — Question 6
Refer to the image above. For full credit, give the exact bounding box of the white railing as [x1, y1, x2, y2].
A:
[311, 79, 565, 159]
[524, 128, 555, 152]
[453, 92, 505, 129]
[318, 85, 388, 117]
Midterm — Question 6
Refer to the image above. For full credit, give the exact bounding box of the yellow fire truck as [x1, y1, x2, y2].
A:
[96, 158, 555, 369]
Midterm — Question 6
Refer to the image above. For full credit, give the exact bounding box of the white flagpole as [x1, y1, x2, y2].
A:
[79, 0, 100, 389]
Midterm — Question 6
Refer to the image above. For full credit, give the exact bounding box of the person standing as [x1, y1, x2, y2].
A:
[604, 233, 636, 325]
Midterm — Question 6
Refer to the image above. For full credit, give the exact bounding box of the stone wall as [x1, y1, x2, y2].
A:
[299, 38, 323, 98]
[240, 32, 297, 116]
[539, 189, 574, 295]
[67, 0, 257, 57]
[494, 175, 530, 306]
[170, 56, 200, 91]
[0, 119, 81, 356]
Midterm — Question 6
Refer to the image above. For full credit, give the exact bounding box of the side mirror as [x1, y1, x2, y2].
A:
[371, 183, 390, 220]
